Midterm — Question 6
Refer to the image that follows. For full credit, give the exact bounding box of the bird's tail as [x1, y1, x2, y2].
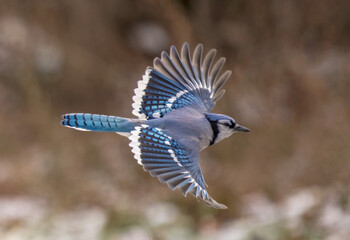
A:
[61, 113, 136, 133]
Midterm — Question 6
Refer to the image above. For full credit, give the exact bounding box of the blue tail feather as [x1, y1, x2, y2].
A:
[61, 113, 134, 132]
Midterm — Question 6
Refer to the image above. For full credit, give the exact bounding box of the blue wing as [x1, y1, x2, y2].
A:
[128, 124, 227, 209]
[132, 43, 231, 120]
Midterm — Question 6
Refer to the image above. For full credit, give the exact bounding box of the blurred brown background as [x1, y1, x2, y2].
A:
[0, 0, 349, 239]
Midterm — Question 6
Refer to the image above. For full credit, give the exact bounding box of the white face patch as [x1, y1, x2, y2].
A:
[215, 124, 234, 144]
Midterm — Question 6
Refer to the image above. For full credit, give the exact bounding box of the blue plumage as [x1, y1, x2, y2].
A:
[129, 124, 209, 199]
[132, 69, 202, 119]
[61, 113, 135, 133]
[61, 43, 250, 209]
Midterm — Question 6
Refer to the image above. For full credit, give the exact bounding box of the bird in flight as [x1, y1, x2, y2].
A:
[61, 43, 250, 209]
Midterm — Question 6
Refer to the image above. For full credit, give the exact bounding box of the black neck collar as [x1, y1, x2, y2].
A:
[206, 118, 219, 146]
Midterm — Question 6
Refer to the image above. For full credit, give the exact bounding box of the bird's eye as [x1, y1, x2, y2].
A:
[221, 120, 236, 128]
[222, 121, 233, 128]
[231, 120, 236, 128]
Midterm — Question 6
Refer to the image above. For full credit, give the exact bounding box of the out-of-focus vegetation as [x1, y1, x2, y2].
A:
[0, 0, 349, 239]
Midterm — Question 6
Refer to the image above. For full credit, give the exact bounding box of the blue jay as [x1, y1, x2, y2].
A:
[61, 43, 250, 209]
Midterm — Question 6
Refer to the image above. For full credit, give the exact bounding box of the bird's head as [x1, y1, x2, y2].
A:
[205, 113, 250, 145]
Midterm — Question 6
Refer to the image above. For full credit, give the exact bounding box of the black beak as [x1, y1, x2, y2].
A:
[234, 124, 250, 132]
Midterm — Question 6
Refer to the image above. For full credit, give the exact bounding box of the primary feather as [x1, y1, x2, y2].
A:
[132, 43, 232, 119]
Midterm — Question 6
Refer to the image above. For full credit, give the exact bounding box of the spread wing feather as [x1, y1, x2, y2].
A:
[128, 124, 227, 209]
[132, 43, 231, 120]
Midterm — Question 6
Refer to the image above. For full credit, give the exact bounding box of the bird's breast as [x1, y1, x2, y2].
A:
[147, 109, 212, 151]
